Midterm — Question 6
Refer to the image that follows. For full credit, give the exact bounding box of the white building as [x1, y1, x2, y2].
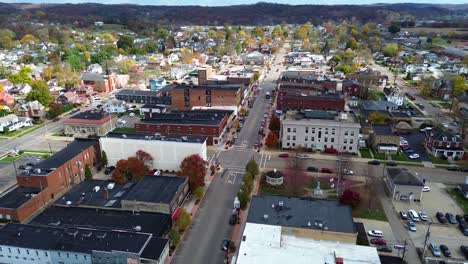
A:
[100, 132, 207, 172]
[236, 223, 381, 264]
[280, 110, 360, 153]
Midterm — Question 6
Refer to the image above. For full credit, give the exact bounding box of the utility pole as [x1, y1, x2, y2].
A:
[401, 239, 407, 264]
[422, 221, 432, 261]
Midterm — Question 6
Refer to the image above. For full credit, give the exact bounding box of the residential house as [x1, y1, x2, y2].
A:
[342, 80, 366, 98]
[0, 114, 32, 133]
[13, 100, 46, 119]
[424, 128, 464, 159]
[383, 87, 404, 106]
[0, 91, 14, 107]
[241, 51, 267, 65]
[102, 99, 126, 114]
[8, 83, 31, 95]
[368, 125, 399, 154]
[384, 168, 424, 201]
[55, 92, 85, 105]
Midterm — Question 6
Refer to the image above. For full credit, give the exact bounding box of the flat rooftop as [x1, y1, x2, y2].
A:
[284, 110, 357, 123]
[172, 83, 243, 91]
[66, 112, 111, 120]
[30, 206, 170, 236]
[116, 89, 162, 97]
[123, 176, 187, 204]
[247, 195, 356, 234]
[105, 132, 207, 144]
[141, 237, 169, 260]
[0, 223, 151, 255]
[237, 223, 380, 264]
[0, 187, 42, 209]
[21, 139, 98, 176]
[139, 110, 232, 126]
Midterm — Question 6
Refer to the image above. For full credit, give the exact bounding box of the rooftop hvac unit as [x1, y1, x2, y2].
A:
[107, 183, 115, 190]
[93, 186, 100, 192]
[133, 226, 142, 232]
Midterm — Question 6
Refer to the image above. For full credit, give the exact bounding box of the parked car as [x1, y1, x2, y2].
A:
[296, 154, 309, 159]
[460, 245, 468, 260]
[306, 167, 319, 172]
[456, 215, 466, 224]
[405, 93, 416, 100]
[370, 238, 387, 245]
[52, 117, 61, 122]
[446, 166, 461, 171]
[409, 153, 420, 159]
[377, 245, 393, 253]
[430, 242, 441, 257]
[18, 165, 26, 170]
[407, 221, 417, 232]
[422, 186, 430, 192]
[439, 245, 451, 257]
[278, 153, 289, 158]
[229, 214, 237, 225]
[221, 240, 230, 251]
[386, 161, 397, 167]
[445, 213, 457, 224]
[367, 230, 383, 237]
[320, 168, 334, 174]
[419, 211, 428, 221]
[104, 166, 115, 175]
[368, 160, 381, 165]
[460, 167, 468, 172]
[400, 211, 408, 220]
[342, 169, 353, 175]
[459, 222, 468, 236]
[436, 212, 447, 224]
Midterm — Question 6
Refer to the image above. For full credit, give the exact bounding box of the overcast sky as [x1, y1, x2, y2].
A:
[3, 0, 467, 6]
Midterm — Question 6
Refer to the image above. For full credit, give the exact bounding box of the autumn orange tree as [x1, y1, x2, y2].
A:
[111, 150, 152, 183]
[265, 132, 279, 149]
[178, 154, 207, 192]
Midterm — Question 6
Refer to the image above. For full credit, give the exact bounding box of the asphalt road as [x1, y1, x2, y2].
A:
[172, 54, 284, 264]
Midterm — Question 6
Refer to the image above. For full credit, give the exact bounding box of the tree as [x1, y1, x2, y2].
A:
[388, 23, 401, 34]
[176, 208, 191, 232]
[169, 227, 180, 248]
[47, 103, 63, 118]
[367, 111, 388, 124]
[382, 43, 399, 58]
[194, 187, 204, 201]
[345, 38, 358, 50]
[90, 50, 112, 65]
[463, 55, 468, 66]
[452, 75, 467, 96]
[27, 80, 52, 106]
[112, 166, 127, 184]
[8, 67, 32, 85]
[237, 184, 250, 209]
[0, 29, 15, 49]
[340, 189, 361, 207]
[117, 35, 134, 51]
[335, 65, 352, 74]
[179, 154, 207, 192]
[84, 164, 92, 179]
[252, 72, 260, 82]
[20, 34, 38, 44]
[117, 58, 136, 74]
[101, 151, 108, 167]
[136, 150, 154, 167]
[156, 28, 169, 40]
[265, 132, 279, 149]
[268, 115, 280, 133]
[417, 77, 434, 98]
[0, 84, 4, 93]
[127, 156, 148, 181]
[235, 42, 242, 55]
[245, 159, 259, 177]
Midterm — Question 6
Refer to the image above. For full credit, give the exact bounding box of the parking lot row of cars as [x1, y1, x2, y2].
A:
[399, 137, 420, 160]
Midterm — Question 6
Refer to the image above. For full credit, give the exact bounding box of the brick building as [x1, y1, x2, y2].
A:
[342, 80, 366, 98]
[279, 76, 337, 92]
[424, 129, 465, 159]
[63, 112, 117, 137]
[170, 84, 245, 110]
[276, 86, 345, 111]
[135, 110, 232, 146]
[0, 139, 100, 222]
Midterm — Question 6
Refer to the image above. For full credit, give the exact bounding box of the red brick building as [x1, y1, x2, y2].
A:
[279, 76, 337, 92]
[135, 110, 232, 146]
[342, 80, 366, 98]
[276, 86, 345, 111]
[0, 139, 100, 222]
[170, 84, 245, 110]
[424, 129, 465, 159]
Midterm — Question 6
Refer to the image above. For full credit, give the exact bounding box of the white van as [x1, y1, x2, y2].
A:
[408, 210, 420, 222]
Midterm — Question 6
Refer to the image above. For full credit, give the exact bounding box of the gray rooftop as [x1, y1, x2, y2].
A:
[247, 195, 356, 234]
[106, 132, 206, 144]
[123, 176, 187, 204]
[0, 187, 42, 209]
[386, 168, 424, 186]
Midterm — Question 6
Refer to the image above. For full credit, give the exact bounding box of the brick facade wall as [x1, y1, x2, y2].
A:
[276, 96, 345, 111]
[171, 87, 242, 110]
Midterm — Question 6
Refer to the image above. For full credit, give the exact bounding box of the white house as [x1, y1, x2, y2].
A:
[102, 99, 126, 114]
[0, 114, 32, 132]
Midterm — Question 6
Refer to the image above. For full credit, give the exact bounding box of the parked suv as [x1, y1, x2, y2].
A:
[436, 212, 447, 224]
[429, 243, 441, 257]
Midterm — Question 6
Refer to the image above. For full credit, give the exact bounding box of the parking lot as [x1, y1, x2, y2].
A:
[402, 132, 431, 162]
[392, 182, 466, 260]
[356, 218, 400, 257]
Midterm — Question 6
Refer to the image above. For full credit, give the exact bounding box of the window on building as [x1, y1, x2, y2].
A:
[344, 131, 348, 136]
[286, 143, 290, 147]
[292, 143, 296, 147]
[8, 248, 11, 253]
[350, 139, 354, 144]
[35, 251, 38, 256]
[305, 137, 308, 141]
[58, 253, 61, 257]
[26, 250, 29, 255]
[343, 146, 347, 150]
[324, 138, 328, 142]
[287, 135, 290, 140]
[292, 128, 296, 133]
[349, 147, 353, 151]
[344, 139, 348, 144]
[350, 131, 354, 136]
[292, 136, 296, 140]
[311, 137, 315, 141]
[331, 138, 335, 143]
[287, 128, 291, 133]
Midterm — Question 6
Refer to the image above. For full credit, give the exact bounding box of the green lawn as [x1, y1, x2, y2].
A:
[259, 183, 289, 196]
[429, 155, 450, 165]
[370, 150, 386, 160]
[360, 149, 372, 159]
[0, 124, 44, 139]
[447, 188, 468, 214]
[352, 207, 388, 221]
[112, 127, 137, 133]
[391, 154, 409, 162]
[0, 155, 22, 162]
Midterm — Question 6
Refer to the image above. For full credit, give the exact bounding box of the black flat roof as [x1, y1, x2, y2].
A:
[23, 139, 98, 176]
[0, 187, 42, 209]
[247, 195, 356, 234]
[123, 176, 187, 204]
[116, 89, 160, 96]
[54, 179, 136, 208]
[0, 223, 151, 255]
[105, 132, 206, 144]
[69, 112, 108, 120]
[141, 237, 169, 260]
[140, 110, 231, 126]
[173, 84, 243, 91]
[30, 206, 171, 236]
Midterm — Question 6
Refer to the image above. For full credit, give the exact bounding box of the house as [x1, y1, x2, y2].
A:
[241, 51, 267, 65]
[384, 168, 424, 201]
[383, 87, 404, 106]
[0, 91, 14, 107]
[0, 139, 99, 222]
[369, 125, 399, 154]
[246, 195, 358, 243]
[13, 100, 46, 119]
[457, 184, 468, 198]
[0, 114, 32, 132]
[100, 132, 207, 172]
[424, 129, 464, 159]
[8, 83, 31, 95]
[102, 99, 126, 114]
[55, 91, 85, 105]
[140, 104, 168, 118]
[63, 112, 117, 137]
[342, 80, 366, 98]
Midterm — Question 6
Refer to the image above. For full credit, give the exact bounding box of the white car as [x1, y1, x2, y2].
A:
[409, 154, 420, 159]
[422, 186, 430, 192]
[129, 113, 135, 117]
[296, 154, 309, 159]
[419, 211, 428, 221]
[367, 230, 383, 237]
[343, 169, 354, 175]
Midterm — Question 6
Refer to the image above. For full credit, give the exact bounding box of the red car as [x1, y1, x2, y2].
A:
[370, 238, 387, 245]
[320, 168, 334, 174]
[278, 153, 289, 158]
[52, 117, 60, 122]
[405, 93, 416, 101]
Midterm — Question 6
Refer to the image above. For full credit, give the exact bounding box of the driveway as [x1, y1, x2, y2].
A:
[402, 132, 430, 162]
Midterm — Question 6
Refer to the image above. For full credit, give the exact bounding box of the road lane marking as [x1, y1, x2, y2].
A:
[225, 172, 238, 184]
